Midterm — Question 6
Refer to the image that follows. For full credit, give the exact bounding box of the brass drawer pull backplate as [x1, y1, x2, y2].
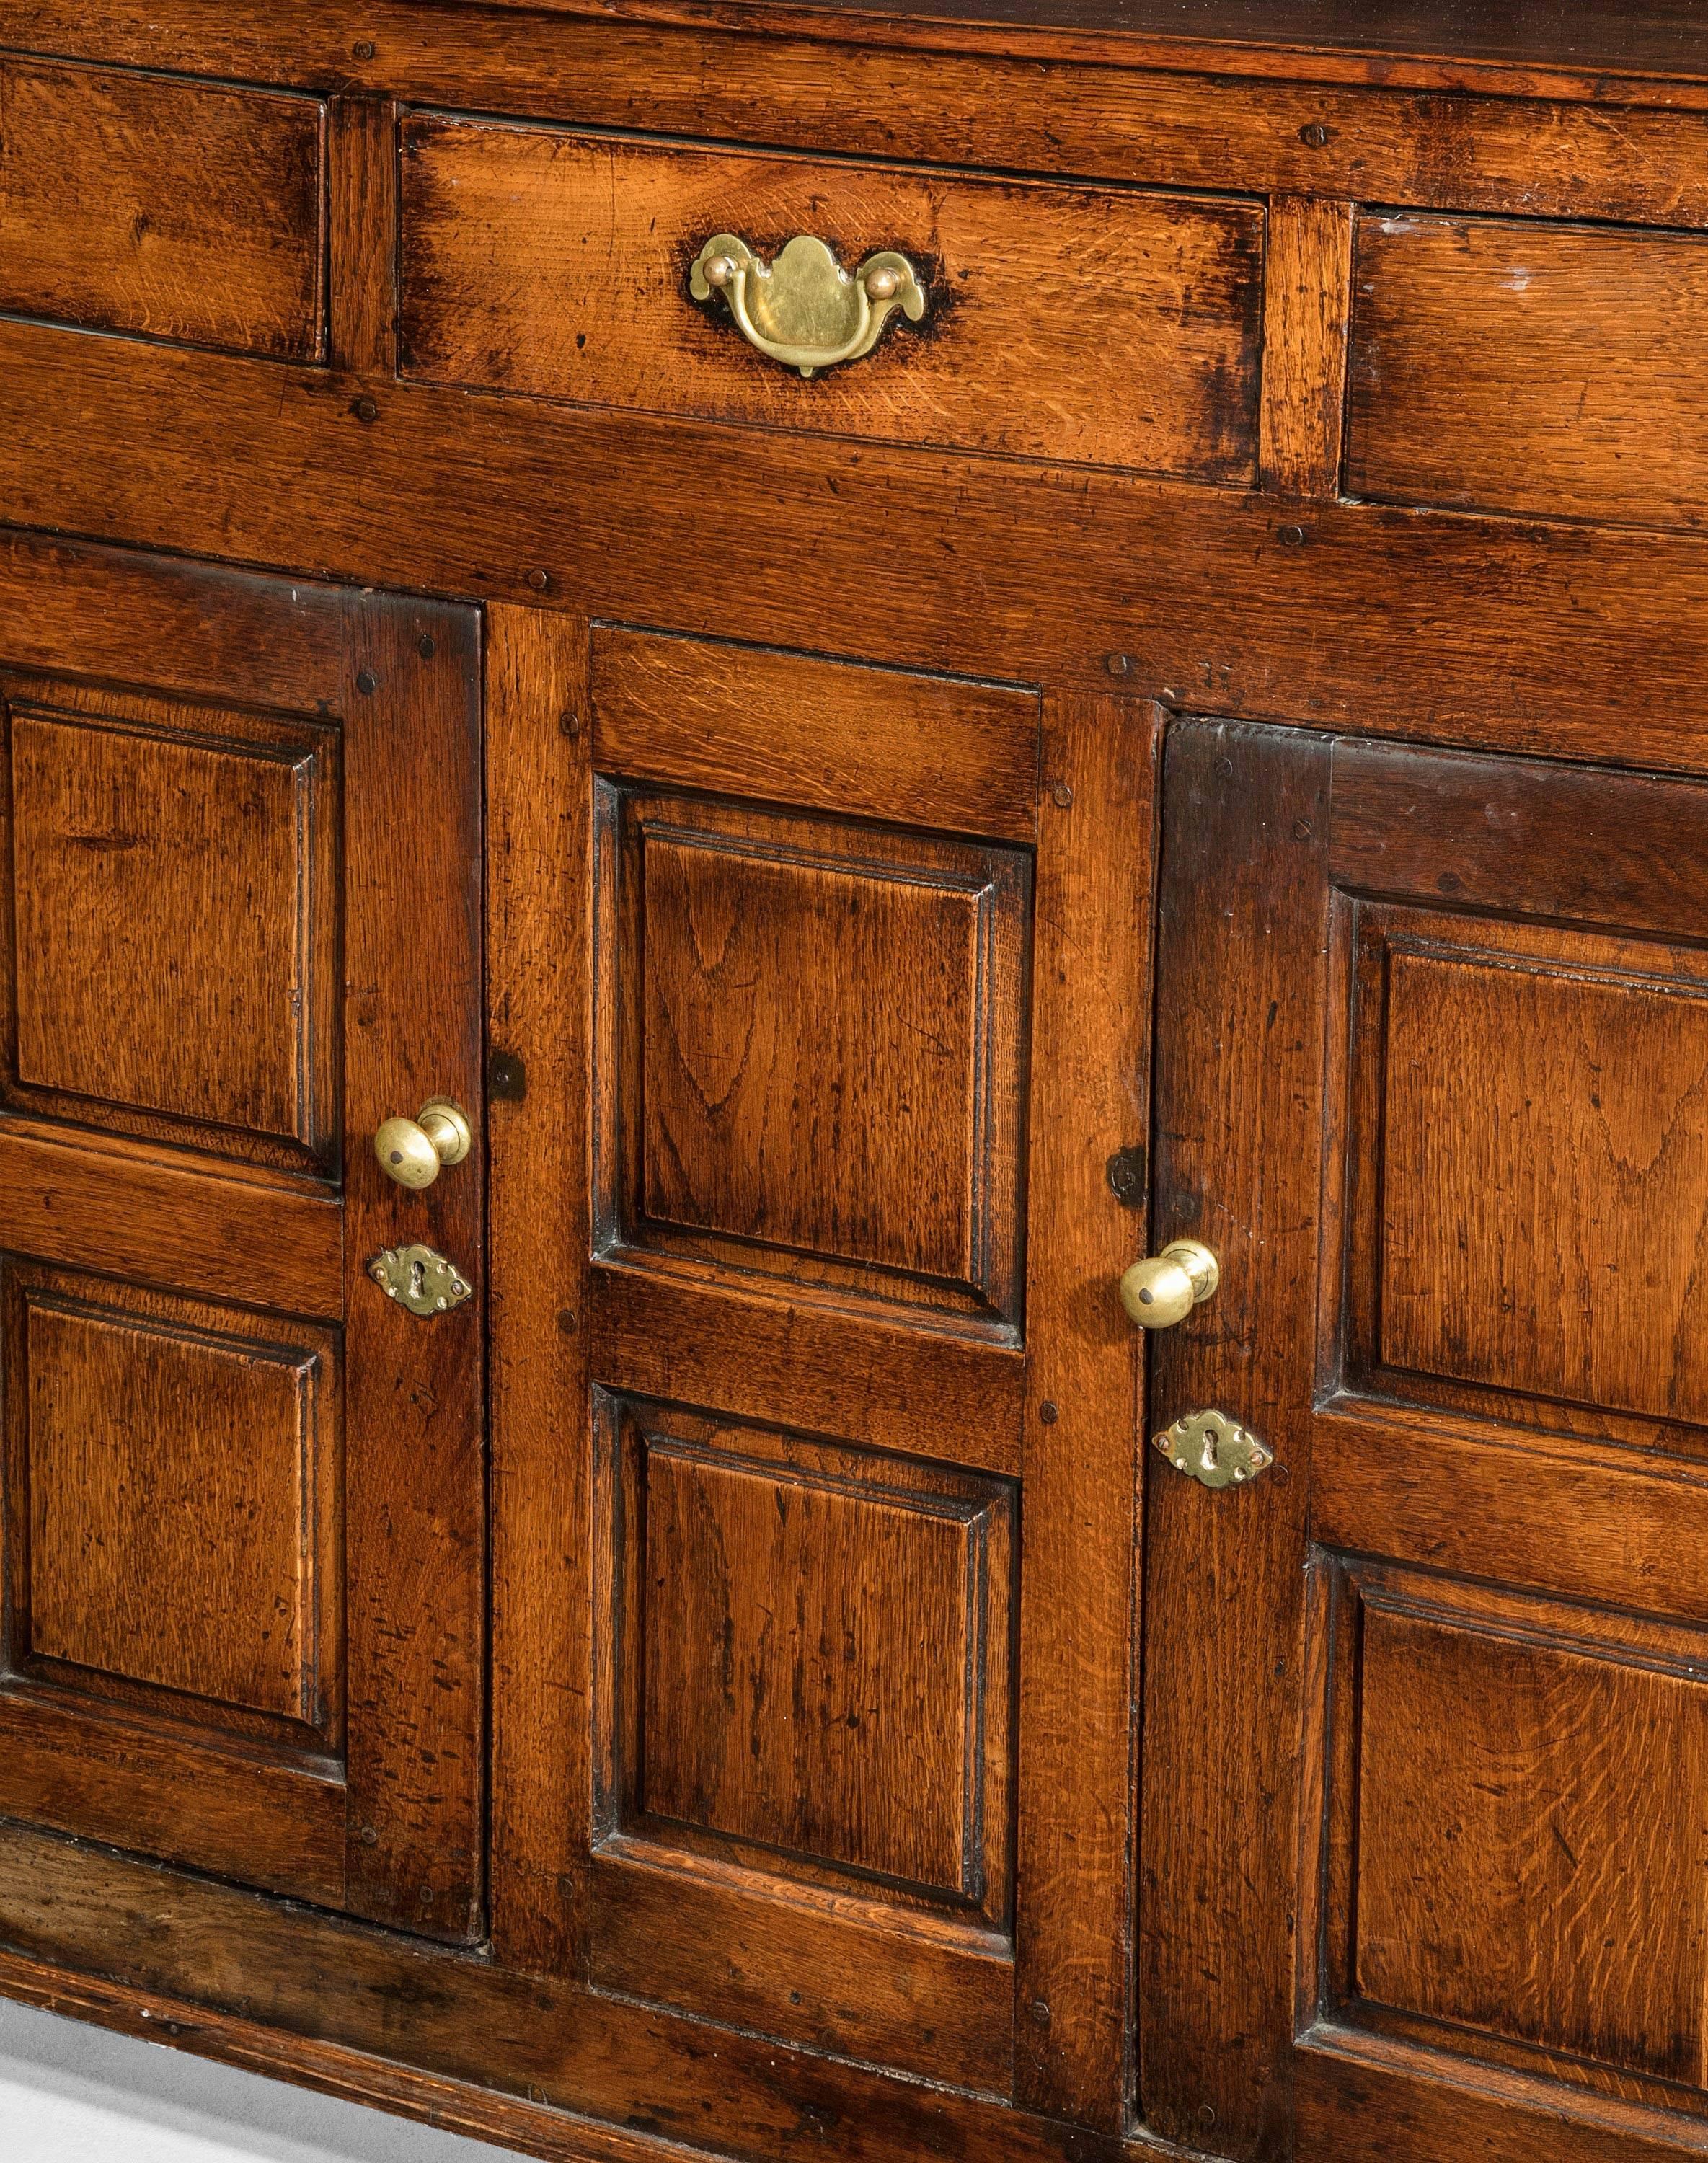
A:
[689, 234, 927, 378]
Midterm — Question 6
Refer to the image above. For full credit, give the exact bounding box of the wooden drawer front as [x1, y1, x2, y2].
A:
[1349, 212, 1708, 530]
[398, 119, 1263, 477]
[0, 58, 324, 362]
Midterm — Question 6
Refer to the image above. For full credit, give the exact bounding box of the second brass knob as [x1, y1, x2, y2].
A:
[374, 1097, 472, 1190]
[1119, 1239, 1219, 1330]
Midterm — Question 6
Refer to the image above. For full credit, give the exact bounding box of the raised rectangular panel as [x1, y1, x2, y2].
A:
[597, 787, 1030, 1332]
[3, 688, 340, 1174]
[1337, 902, 1708, 1438]
[599, 1395, 1013, 1926]
[1, 1264, 340, 1754]
[1335, 1562, 1708, 2086]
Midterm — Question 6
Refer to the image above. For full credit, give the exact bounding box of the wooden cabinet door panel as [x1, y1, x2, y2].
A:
[1143, 722, 1708, 2162]
[0, 531, 484, 1941]
[489, 614, 1149, 2124]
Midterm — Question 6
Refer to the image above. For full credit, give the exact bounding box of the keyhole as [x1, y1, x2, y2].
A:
[409, 1257, 426, 1301]
[1200, 1423, 1220, 1473]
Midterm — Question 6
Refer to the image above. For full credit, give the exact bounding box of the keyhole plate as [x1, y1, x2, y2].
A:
[368, 1242, 473, 1318]
[1153, 1407, 1273, 1490]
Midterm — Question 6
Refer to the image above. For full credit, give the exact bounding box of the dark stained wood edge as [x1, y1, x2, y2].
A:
[13, 4, 1708, 214]
[1328, 734, 1708, 939]
[487, 602, 593, 1978]
[0, 1947, 711, 2163]
[339, 590, 487, 1943]
[0, 1817, 1127, 2163]
[1012, 694, 1153, 2127]
[15, 0, 1708, 112]
[329, 94, 400, 375]
[1138, 720, 1332, 2149]
[1297, 2022, 1708, 2163]
[1260, 197, 1354, 503]
[0, 526, 349, 714]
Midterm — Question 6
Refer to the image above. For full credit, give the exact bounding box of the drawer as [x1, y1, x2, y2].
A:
[0, 58, 324, 362]
[1348, 211, 1708, 531]
[397, 119, 1263, 478]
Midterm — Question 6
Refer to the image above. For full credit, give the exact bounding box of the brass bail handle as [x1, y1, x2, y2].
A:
[373, 1097, 472, 1190]
[1118, 1239, 1219, 1330]
[689, 233, 927, 379]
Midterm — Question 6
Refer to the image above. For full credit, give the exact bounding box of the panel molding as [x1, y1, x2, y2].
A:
[593, 1391, 1015, 1931]
[1, 678, 342, 1178]
[0, 1261, 342, 1764]
[593, 781, 1031, 1338]
[1309, 1552, 1708, 2113]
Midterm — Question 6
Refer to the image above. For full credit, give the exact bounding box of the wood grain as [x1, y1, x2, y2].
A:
[19, 1, 1708, 216]
[485, 603, 593, 1977]
[1376, 924, 1708, 1425]
[19, 328, 1708, 771]
[328, 95, 399, 375]
[1260, 196, 1355, 500]
[590, 1260, 1026, 1476]
[12, 1272, 335, 1737]
[0, 55, 325, 360]
[399, 120, 1263, 478]
[601, 786, 1030, 1328]
[1139, 720, 1332, 2154]
[590, 629, 1040, 844]
[611, 1402, 1013, 1916]
[338, 592, 486, 1946]
[1312, 1405, 1708, 1624]
[1012, 694, 1151, 2128]
[1298, 2027, 1708, 2163]
[1353, 1576, 1708, 2082]
[0, 1123, 342, 1317]
[1350, 213, 1708, 531]
[4, 682, 340, 1175]
[1329, 738, 1708, 939]
[0, 1818, 1099, 2163]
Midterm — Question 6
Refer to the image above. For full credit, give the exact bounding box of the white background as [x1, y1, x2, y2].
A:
[0, 1999, 535, 2162]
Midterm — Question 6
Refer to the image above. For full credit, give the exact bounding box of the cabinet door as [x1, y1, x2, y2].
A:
[488, 617, 1151, 2123]
[1143, 722, 1708, 2160]
[0, 533, 484, 1942]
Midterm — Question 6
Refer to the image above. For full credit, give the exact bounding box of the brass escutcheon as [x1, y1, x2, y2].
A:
[368, 1244, 473, 1318]
[1153, 1408, 1274, 1491]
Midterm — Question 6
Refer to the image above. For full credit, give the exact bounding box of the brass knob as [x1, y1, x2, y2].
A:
[1118, 1239, 1218, 1330]
[373, 1097, 472, 1190]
